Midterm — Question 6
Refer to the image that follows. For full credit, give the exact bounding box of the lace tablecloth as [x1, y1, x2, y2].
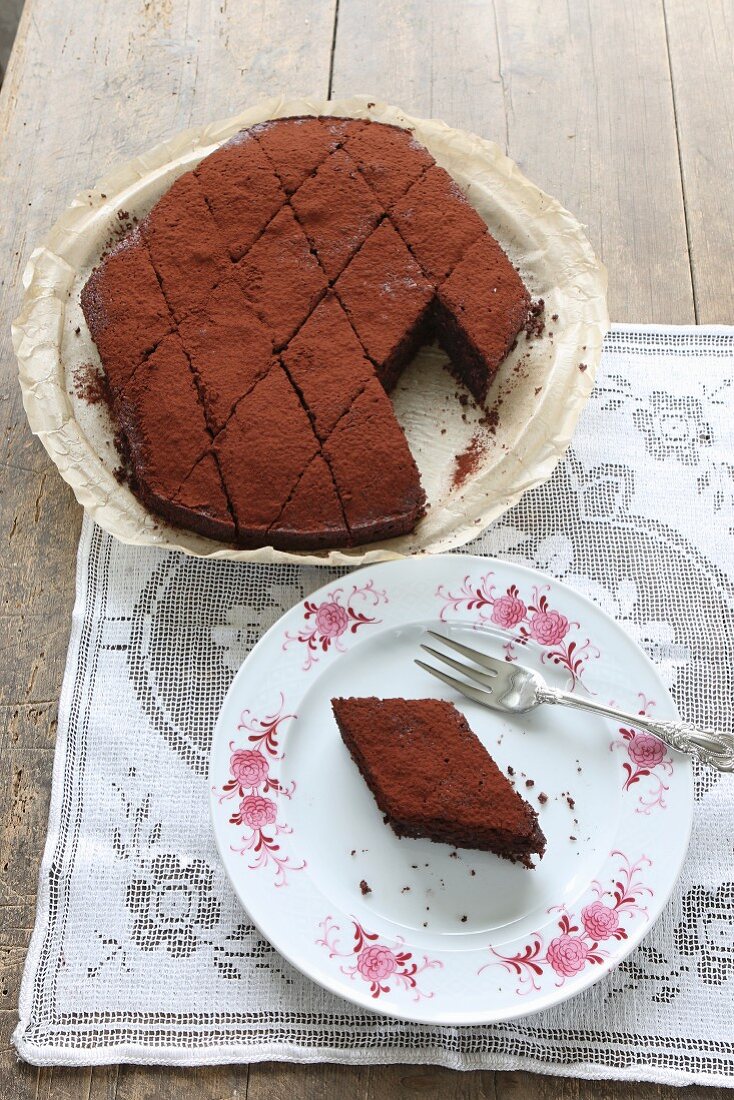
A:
[15, 325, 734, 1085]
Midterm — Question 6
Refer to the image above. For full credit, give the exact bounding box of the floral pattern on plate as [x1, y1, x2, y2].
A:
[283, 581, 388, 671]
[436, 572, 599, 689]
[213, 694, 305, 887]
[316, 916, 442, 1001]
[482, 851, 653, 994]
[611, 695, 674, 814]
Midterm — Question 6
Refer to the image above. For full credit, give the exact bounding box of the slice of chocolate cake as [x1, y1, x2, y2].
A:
[334, 220, 434, 390]
[342, 121, 435, 206]
[195, 131, 286, 261]
[390, 164, 487, 283]
[177, 278, 275, 433]
[79, 229, 174, 400]
[323, 378, 425, 542]
[213, 363, 319, 546]
[141, 173, 229, 322]
[332, 697, 546, 868]
[290, 148, 383, 280]
[281, 292, 375, 442]
[233, 205, 327, 350]
[435, 232, 531, 403]
[114, 332, 212, 519]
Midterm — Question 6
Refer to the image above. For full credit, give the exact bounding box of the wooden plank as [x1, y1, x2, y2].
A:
[663, 0, 734, 322]
[0, 1, 335, 1097]
[332, 0, 694, 324]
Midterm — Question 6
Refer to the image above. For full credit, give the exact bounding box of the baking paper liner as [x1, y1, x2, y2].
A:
[13, 94, 608, 565]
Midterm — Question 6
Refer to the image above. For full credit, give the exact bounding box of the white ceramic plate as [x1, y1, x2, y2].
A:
[209, 555, 692, 1025]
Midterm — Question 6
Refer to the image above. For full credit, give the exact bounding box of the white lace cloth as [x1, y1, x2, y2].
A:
[14, 325, 734, 1084]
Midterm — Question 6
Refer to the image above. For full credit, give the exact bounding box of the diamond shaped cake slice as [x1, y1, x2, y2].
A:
[342, 121, 435, 206]
[323, 377, 425, 543]
[178, 278, 276, 434]
[281, 292, 375, 442]
[390, 165, 487, 283]
[233, 206, 328, 350]
[290, 148, 383, 280]
[334, 220, 433, 390]
[115, 332, 212, 516]
[141, 172, 230, 322]
[213, 363, 319, 546]
[332, 697, 546, 867]
[436, 232, 531, 402]
[195, 131, 286, 261]
[80, 228, 174, 399]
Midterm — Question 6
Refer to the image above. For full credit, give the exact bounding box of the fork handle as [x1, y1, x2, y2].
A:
[537, 686, 734, 772]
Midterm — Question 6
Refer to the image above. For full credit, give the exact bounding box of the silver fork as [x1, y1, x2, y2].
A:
[416, 630, 734, 772]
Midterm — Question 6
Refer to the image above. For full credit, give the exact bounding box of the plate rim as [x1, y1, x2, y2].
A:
[208, 553, 693, 1025]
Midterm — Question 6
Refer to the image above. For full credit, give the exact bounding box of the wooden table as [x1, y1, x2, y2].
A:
[1, 1, 732, 1096]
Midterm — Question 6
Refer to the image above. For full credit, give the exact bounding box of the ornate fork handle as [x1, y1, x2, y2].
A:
[537, 686, 734, 772]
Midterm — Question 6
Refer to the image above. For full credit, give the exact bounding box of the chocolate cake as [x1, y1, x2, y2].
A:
[81, 116, 535, 550]
[332, 697, 546, 868]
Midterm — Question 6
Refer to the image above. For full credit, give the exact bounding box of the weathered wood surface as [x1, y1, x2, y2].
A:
[0, 0, 731, 1096]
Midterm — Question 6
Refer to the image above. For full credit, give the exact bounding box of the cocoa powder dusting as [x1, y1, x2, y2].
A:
[72, 363, 110, 407]
[452, 436, 485, 490]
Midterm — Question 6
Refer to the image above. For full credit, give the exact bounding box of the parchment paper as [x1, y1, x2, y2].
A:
[12, 94, 609, 565]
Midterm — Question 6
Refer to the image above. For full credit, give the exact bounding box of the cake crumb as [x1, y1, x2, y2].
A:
[507, 765, 515, 776]
[359, 879, 371, 896]
[566, 795, 576, 810]
[538, 792, 548, 804]
[525, 779, 534, 788]
[401, 886, 411, 893]
[350, 849, 356, 856]
[449, 851, 459, 859]
[524, 297, 545, 339]
[460, 915, 468, 923]
[579, 362, 588, 372]
[569, 835, 577, 842]
[469, 869, 476, 876]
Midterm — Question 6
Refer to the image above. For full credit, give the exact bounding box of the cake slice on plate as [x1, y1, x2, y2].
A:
[331, 697, 546, 868]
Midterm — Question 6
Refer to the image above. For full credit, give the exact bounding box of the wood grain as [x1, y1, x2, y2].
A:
[0, 0, 729, 1096]
[663, 0, 734, 322]
[0, 1, 335, 1097]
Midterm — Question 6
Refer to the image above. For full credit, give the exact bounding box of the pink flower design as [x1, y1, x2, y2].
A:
[627, 732, 666, 769]
[214, 697, 306, 887]
[613, 698, 674, 814]
[530, 609, 570, 646]
[491, 594, 527, 629]
[230, 749, 269, 789]
[436, 574, 598, 691]
[483, 853, 653, 993]
[357, 944, 398, 982]
[284, 582, 388, 671]
[317, 918, 442, 1001]
[581, 900, 620, 941]
[239, 794, 277, 830]
[314, 600, 350, 639]
[545, 934, 589, 977]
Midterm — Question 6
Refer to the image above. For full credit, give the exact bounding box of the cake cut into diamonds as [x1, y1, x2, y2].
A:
[81, 115, 536, 550]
